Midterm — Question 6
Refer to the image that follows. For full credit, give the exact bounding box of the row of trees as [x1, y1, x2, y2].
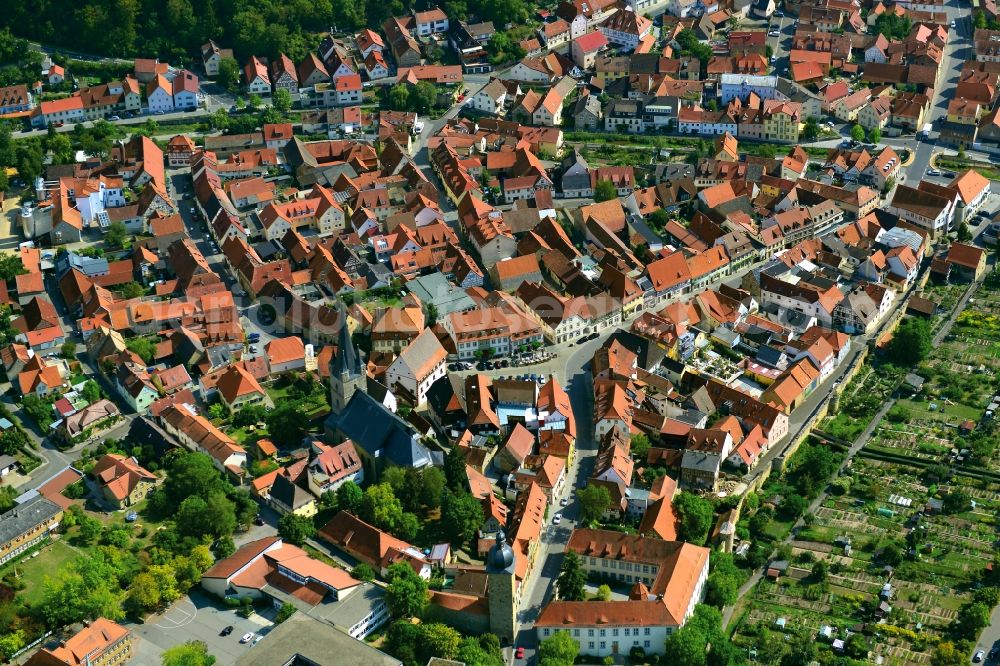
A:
[386, 617, 504, 666]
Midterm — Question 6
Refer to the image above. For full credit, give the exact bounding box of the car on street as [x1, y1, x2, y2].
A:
[515, 647, 525, 659]
[125, 512, 138, 522]
[109, 115, 120, 121]
[560, 498, 568, 506]
[973, 650, 984, 663]
[950, 20, 956, 28]
[249, 345, 258, 354]
[220, 626, 234, 636]
[253, 515, 265, 526]
[926, 169, 942, 176]
[768, 30, 779, 36]
[240, 632, 255, 644]
[552, 513, 561, 525]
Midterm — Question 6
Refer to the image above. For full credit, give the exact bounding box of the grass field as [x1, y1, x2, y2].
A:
[0, 538, 79, 605]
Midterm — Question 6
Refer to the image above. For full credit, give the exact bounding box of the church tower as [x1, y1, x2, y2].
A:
[329, 302, 365, 415]
[486, 531, 517, 643]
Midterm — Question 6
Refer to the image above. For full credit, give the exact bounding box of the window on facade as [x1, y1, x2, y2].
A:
[644, 628, 651, 636]
[589, 642, 595, 650]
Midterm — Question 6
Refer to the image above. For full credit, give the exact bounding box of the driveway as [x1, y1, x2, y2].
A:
[127, 589, 276, 666]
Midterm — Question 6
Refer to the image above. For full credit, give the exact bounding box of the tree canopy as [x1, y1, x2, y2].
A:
[885, 317, 933, 367]
[673, 492, 714, 545]
[538, 630, 579, 666]
[385, 561, 429, 619]
[556, 551, 586, 601]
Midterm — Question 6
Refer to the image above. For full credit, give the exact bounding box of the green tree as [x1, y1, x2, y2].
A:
[931, 642, 967, 666]
[265, 402, 306, 448]
[0, 253, 26, 281]
[422, 623, 462, 660]
[46, 132, 74, 164]
[443, 444, 468, 491]
[850, 124, 865, 142]
[272, 88, 292, 115]
[276, 602, 297, 623]
[386, 561, 429, 618]
[868, 127, 881, 144]
[119, 281, 145, 299]
[233, 404, 267, 427]
[556, 551, 586, 601]
[957, 220, 973, 242]
[0, 427, 28, 456]
[803, 117, 820, 141]
[593, 178, 617, 202]
[125, 336, 157, 364]
[456, 636, 505, 666]
[248, 94, 262, 109]
[955, 601, 991, 639]
[352, 563, 376, 582]
[162, 641, 216, 666]
[176, 492, 237, 539]
[705, 552, 741, 607]
[21, 392, 53, 430]
[673, 492, 714, 545]
[885, 317, 932, 367]
[594, 583, 612, 601]
[0, 630, 25, 662]
[630, 433, 651, 459]
[440, 489, 484, 546]
[336, 480, 364, 514]
[410, 81, 438, 114]
[82, 379, 102, 403]
[538, 630, 579, 666]
[387, 83, 410, 111]
[278, 513, 316, 545]
[577, 484, 612, 524]
[361, 483, 404, 532]
[845, 633, 870, 658]
[780, 636, 816, 666]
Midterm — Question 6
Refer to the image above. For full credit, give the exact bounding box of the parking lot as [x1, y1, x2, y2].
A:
[127, 589, 276, 665]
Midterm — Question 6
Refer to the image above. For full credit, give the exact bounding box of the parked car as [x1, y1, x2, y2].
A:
[253, 515, 264, 526]
[108, 115, 120, 121]
[220, 626, 234, 636]
[552, 513, 561, 525]
[240, 633, 255, 644]
[125, 512, 138, 522]
[926, 168, 942, 176]
[972, 651, 984, 663]
[515, 647, 525, 659]
[560, 498, 568, 506]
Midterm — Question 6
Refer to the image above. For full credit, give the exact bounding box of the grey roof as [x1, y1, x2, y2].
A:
[0, 455, 16, 470]
[236, 611, 401, 666]
[486, 531, 515, 574]
[59, 251, 109, 277]
[334, 391, 432, 468]
[270, 474, 313, 511]
[681, 449, 721, 473]
[0, 495, 61, 545]
[755, 345, 786, 368]
[407, 272, 476, 316]
[331, 302, 363, 378]
[303, 582, 388, 631]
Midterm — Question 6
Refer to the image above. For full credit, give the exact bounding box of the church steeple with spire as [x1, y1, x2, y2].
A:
[329, 302, 365, 415]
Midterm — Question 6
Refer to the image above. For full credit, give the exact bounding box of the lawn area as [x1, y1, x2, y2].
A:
[0, 538, 80, 605]
[895, 398, 981, 422]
